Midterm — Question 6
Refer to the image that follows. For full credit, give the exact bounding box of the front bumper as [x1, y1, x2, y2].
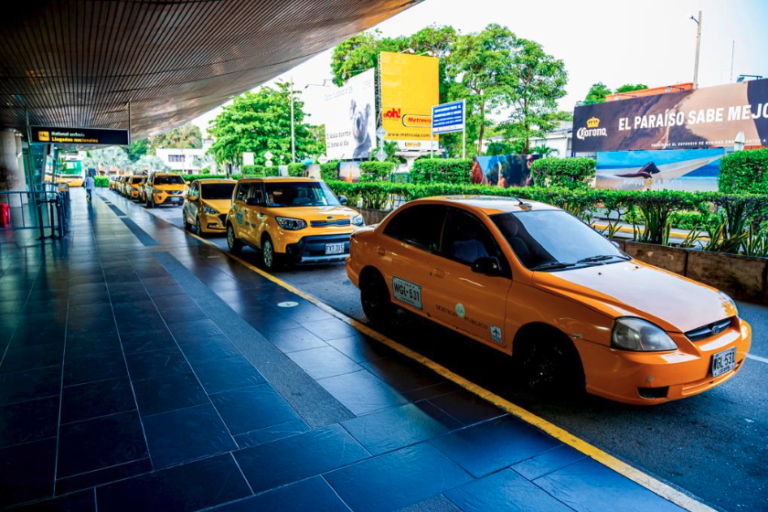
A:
[154, 191, 184, 205]
[576, 319, 752, 405]
[199, 213, 228, 233]
[284, 234, 351, 264]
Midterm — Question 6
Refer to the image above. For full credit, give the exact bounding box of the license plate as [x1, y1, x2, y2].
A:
[392, 276, 422, 310]
[325, 243, 345, 255]
[711, 347, 737, 378]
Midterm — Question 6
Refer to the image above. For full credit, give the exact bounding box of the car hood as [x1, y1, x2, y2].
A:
[202, 199, 231, 213]
[269, 206, 359, 222]
[155, 184, 186, 191]
[532, 260, 736, 333]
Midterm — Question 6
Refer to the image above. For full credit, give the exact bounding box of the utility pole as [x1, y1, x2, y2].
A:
[691, 11, 703, 89]
[290, 79, 296, 164]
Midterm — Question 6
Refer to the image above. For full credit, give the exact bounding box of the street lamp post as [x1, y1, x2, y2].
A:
[289, 79, 296, 164]
[691, 11, 703, 89]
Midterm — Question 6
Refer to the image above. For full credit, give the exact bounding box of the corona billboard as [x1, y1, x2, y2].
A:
[379, 52, 439, 150]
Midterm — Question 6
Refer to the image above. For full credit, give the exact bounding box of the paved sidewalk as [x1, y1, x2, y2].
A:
[0, 189, 687, 511]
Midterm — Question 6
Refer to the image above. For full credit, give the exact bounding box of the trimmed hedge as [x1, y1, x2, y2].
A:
[287, 163, 306, 177]
[529, 157, 596, 189]
[325, 180, 768, 255]
[95, 176, 109, 187]
[359, 161, 396, 182]
[320, 161, 339, 181]
[410, 158, 472, 185]
[242, 164, 279, 177]
[719, 148, 768, 195]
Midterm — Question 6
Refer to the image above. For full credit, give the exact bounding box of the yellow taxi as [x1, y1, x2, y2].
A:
[145, 173, 186, 208]
[57, 174, 84, 187]
[124, 176, 146, 200]
[108, 176, 120, 191]
[226, 177, 364, 270]
[346, 196, 752, 405]
[117, 176, 130, 195]
[183, 179, 236, 236]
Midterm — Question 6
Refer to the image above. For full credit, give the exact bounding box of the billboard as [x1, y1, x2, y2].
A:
[573, 79, 768, 153]
[380, 52, 439, 150]
[471, 154, 540, 188]
[596, 148, 724, 192]
[325, 68, 376, 160]
[432, 101, 465, 134]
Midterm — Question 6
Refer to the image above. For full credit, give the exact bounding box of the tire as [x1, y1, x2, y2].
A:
[147, 196, 154, 209]
[183, 213, 191, 231]
[260, 236, 280, 271]
[515, 331, 585, 397]
[227, 224, 242, 254]
[360, 270, 396, 326]
[196, 217, 205, 237]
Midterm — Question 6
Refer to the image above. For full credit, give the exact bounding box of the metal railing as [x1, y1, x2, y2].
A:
[0, 188, 68, 239]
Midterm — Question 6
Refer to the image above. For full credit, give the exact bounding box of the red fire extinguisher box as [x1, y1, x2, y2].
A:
[0, 203, 10, 228]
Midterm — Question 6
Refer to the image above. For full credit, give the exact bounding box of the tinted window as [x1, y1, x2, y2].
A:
[383, 205, 446, 252]
[492, 210, 628, 271]
[201, 183, 236, 200]
[264, 181, 340, 207]
[131, 177, 143, 184]
[235, 183, 251, 202]
[154, 175, 184, 185]
[440, 208, 506, 268]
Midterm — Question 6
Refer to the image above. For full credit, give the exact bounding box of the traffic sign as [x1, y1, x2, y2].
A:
[432, 101, 465, 134]
[265, 160, 273, 167]
[264, 150, 273, 160]
[375, 149, 387, 162]
[376, 126, 387, 140]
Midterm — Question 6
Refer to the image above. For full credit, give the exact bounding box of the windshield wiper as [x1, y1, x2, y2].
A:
[530, 261, 577, 271]
[577, 254, 629, 264]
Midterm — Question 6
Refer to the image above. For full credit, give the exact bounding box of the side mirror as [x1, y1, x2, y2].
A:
[471, 257, 504, 276]
[339, 195, 348, 206]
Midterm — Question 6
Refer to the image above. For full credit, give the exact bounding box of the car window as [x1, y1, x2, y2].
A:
[440, 208, 507, 269]
[154, 175, 184, 185]
[250, 184, 265, 205]
[383, 204, 446, 253]
[492, 210, 628, 271]
[131, 177, 143, 184]
[201, 183, 236, 201]
[235, 183, 251, 202]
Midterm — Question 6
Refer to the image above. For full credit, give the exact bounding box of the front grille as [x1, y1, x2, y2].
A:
[638, 386, 668, 399]
[310, 219, 351, 227]
[685, 318, 733, 342]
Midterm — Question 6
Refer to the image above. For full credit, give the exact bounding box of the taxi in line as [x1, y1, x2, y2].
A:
[226, 177, 363, 270]
[346, 196, 751, 405]
[145, 173, 186, 208]
[183, 179, 236, 236]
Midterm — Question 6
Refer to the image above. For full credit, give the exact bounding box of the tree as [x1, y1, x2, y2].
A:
[584, 82, 612, 104]
[531, 144, 559, 157]
[125, 139, 149, 162]
[148, 123, 203, 150]
[615, 84, 649, 94]
[82, 147, 130, 173]
[131, 155, 169, 173]
[207, 82, 319, 167]
[305, 124, 327, 160]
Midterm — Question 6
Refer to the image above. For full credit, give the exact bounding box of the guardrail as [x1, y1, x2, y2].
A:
[0, 188, 68, 240]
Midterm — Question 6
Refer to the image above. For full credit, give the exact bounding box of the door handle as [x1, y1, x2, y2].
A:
[375, 246, 385, 256]
[430, 268, 445, 278]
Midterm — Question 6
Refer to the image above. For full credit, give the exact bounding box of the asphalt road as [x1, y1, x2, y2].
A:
[137, 196, 767, 512]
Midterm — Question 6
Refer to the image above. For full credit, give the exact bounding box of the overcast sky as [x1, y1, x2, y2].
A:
[192, 0, 768, 137]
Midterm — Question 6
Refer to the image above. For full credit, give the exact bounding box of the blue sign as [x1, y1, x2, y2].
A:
[432, 101, 465, 134]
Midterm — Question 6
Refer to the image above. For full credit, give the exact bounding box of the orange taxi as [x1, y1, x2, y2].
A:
[346, 196, 752, 405]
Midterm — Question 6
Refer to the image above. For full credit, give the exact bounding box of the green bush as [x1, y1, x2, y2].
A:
[410, 158, 472, 184]
[287, 163, 305, 177]
[359, 161, 396, 182]
[94, 176, 109, 187]
[320, 161, 339, 181]
[242, 165, 267, 176]
[529, 157, 596, 189]
[719, 149, 768, 194]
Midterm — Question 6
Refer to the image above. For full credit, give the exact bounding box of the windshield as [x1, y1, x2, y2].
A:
[264, 181, 341, 207]
[492, 210, 628, 271]
[131, 177, 144, 184]
[201, 183, 236, 200]
[154, 175, 184, 185]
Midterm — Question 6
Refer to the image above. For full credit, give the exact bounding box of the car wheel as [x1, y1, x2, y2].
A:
[260, 236, 280, 270]
[196, 217, 205, 237]
[361, 270, 396, 326]
[227, 224, 242, 254]
[515, 332, 585, 396]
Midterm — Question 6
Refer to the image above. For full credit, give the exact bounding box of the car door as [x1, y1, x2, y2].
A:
[248, 183, 268, 248]
[184, 182, 199, 224]
[428, 207, 512, 351]
[377, 204, 447, 316]
[232, 183, 252, 243]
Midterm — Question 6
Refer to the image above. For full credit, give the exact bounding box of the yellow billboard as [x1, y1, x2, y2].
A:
[379, 52, 439, 149]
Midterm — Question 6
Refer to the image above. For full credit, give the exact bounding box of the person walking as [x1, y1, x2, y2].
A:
[85, 173, 95, 201]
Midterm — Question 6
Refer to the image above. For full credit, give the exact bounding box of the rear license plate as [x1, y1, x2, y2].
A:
[711, 347, 737, 378]
[325, 243, 345, 255]
[392, 276, 422, 310]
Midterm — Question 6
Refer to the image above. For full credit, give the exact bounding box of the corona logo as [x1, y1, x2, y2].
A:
[577, 117, 608, 140]
[383, 108, 401, 119]
[587, 117, 600, 128]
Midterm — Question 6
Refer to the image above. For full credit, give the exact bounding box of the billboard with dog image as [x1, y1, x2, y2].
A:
[325, 68, 376, 160]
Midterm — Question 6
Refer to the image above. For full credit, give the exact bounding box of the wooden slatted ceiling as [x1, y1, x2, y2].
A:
[1, 0, 419, 139]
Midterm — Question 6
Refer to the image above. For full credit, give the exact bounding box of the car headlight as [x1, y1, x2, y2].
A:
[203, 206, 218, 215]
[276, 217, 307, 230]
[351, 214, 364, 226]
[611, 317, 677, 352]
[719, 291, 738, 315]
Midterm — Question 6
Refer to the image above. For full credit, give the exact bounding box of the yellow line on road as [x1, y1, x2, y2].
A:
[592, 223, 710, 242]
[187, 231, 716, 512]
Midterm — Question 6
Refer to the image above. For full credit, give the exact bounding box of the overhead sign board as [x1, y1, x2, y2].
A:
[379, 52, 439, 151]
[432, 101, 465, 134]
[30, 126, 130, 145]
[572, 78, 768, 153]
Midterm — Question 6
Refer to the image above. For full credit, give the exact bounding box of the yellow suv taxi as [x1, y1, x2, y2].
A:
[125, 176, 146, 200]
[346, 196, 751, 405]
[226, 177, 364, 270]
[183, 179, 236, 236]
[145, 173, 186, 208]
